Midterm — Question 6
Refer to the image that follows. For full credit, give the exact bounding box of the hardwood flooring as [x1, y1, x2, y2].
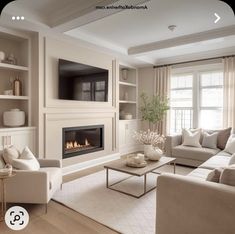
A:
[0, 164, 119, 234]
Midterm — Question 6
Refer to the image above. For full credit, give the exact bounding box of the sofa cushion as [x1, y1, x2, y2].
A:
[187, 168, 212, 180]
[224, 135, 235, 154]
[220, 166, 235, 186]
[229, 154, 235, 166]
[206, 168, 223, 182]
[199, 156, 230, 170]
[202, 132, 218, 149]
[3, 146, 20, 165]
[39, 167, 62, 190]
[182, 129, 201, 148]
[172, 145, 220, 161]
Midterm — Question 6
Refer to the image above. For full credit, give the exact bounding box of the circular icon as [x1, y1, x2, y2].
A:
[5, 206, 29, 231]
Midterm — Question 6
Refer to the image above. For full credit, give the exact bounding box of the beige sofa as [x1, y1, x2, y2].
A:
[165, 129, 232, 167]
[0, 152, 62, 209]
[156, 141, 235, 234]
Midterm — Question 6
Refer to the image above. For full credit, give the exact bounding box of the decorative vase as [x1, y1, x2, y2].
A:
[3, 109, 25, 127]
[13, 78, 22, 96]
[144, 144, 163, 161]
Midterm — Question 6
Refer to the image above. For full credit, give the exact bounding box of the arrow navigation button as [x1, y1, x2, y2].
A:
[214, 13, 221, 23]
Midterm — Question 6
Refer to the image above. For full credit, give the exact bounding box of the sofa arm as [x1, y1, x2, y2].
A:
[5, 170, 49, 204]
[38, 159, 62, 168]
[165, 135, 182, 156]
[156, 174, 235, 234]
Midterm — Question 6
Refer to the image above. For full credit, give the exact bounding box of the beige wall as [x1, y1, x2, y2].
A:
[138, 67, 155, 130]
[32, 34, 119, 167]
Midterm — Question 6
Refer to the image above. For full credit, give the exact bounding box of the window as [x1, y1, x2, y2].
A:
[199, 71, 223, 129]
[170, 67, 223, 134]
[170, 74, 193, 133]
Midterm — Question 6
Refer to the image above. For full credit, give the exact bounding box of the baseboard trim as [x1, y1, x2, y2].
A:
[62, 153, 120, 175]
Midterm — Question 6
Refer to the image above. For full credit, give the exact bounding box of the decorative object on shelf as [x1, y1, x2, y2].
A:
[126, 153, 147, 168]
[0, 51, 6, 62]
[3, 90, 13, 95]
[6, 53, 17, 65]
[3, 109, 25, 127]
[13, 77, 22, 96]
[133, 130, 165, 160]
[124, 113, 133, 120]
[140, 92, 169, 132]
[122, 69, 128, 80]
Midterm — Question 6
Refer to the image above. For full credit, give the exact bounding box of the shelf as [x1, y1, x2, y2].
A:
[119, 81, 136, 87]
[0, 95, 29, 100]
[0, 62, 29, 71]
[119, 100, 137, 104]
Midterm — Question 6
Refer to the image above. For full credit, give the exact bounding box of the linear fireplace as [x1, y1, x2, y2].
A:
[62, 125, 104, 159]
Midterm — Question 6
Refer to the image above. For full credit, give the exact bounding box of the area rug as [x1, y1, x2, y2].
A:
[53, 165, 192, 234]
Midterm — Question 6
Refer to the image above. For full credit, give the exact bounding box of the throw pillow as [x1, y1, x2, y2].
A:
[217, 127, 232, 150]
[12, 158, 40, 171]
[182, 129, 201, 148]
[2, 146, 20, 165]
[229, 153, 235, 166]
[12, 147, 40, 171]
[219, 166, 235, 186]
[202, 132, 218, 149]
[206, 168, 223, 183]
[224, 136, 235, 154]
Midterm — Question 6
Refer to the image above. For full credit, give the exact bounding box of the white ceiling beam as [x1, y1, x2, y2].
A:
[52, 0, 150, 32]
[128, 25, 235, 55]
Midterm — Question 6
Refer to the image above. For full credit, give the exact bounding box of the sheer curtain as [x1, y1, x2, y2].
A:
[154, 66, 171, 135]
[223, 56, 235, 129]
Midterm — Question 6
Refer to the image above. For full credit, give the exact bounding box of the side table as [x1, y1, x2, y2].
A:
[0, 173, 16, 221]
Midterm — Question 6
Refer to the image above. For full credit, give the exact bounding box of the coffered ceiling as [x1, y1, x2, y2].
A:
[1, 0, 235, 66]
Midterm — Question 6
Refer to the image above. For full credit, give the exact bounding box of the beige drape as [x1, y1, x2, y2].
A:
[154, 66, 171, 135]
[223, 57, 235, 129]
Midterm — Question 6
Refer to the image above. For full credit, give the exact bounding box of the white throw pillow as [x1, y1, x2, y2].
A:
[3, 146, 20, 165]
[12, 147, 40, 171]
[224, 136, 235, 154]
[202, 132, 218, 149]
[182, 129, 201, 148]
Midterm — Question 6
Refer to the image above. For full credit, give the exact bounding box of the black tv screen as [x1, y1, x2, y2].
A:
[58, 59, 109, 102]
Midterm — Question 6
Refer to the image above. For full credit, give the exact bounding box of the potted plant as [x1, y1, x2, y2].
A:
[134, 92, 169, 159]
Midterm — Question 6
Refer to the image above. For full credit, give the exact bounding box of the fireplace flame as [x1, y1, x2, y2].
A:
[65, 139, 90, 150]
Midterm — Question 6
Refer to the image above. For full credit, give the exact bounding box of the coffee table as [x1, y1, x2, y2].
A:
[104, 156, 176, 198]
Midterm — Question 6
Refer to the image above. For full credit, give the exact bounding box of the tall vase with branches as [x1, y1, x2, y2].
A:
[140, 92, 169, 132]
[134, 92, 169, 158]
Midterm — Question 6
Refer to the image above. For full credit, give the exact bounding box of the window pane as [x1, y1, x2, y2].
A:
[200, 72, 223, 87]
[95, 91, 105, 101]
[171, 75, 193, 89]
[170, 109, 193, 133]
[201, 88, 223, 107]
[171, 90, 192, 107]
[199, 109, 223, 130]
[96, 81, 105, 91]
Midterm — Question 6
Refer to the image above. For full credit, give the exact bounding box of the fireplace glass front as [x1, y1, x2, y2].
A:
[62, 125, 104, 159]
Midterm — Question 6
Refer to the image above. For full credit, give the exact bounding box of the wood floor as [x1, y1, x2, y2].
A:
[0, 164, 119, 234]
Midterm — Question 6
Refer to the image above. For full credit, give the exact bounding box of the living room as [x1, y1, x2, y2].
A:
[0, 0, 234, 233]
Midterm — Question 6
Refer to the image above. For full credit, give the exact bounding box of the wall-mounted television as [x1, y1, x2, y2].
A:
[58, 59, 109, 102]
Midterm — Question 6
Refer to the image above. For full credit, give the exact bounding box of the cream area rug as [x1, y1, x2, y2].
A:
[53, 165, 192, 234]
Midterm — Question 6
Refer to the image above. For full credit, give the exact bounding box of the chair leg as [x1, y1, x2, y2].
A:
[45, 204, 48, 214]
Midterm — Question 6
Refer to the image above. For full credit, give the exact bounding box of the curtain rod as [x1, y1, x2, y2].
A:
[153, 54, 235, 68]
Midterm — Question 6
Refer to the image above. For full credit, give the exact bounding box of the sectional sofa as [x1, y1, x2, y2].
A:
[156, 129, 235, 234]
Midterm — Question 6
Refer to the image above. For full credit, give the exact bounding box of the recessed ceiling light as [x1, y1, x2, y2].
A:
[168, 25, 177, 32]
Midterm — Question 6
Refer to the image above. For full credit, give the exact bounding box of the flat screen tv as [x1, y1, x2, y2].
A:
[58, 59, 109, 102]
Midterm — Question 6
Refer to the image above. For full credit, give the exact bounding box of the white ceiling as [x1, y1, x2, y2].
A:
[1, 0, 235, 66]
